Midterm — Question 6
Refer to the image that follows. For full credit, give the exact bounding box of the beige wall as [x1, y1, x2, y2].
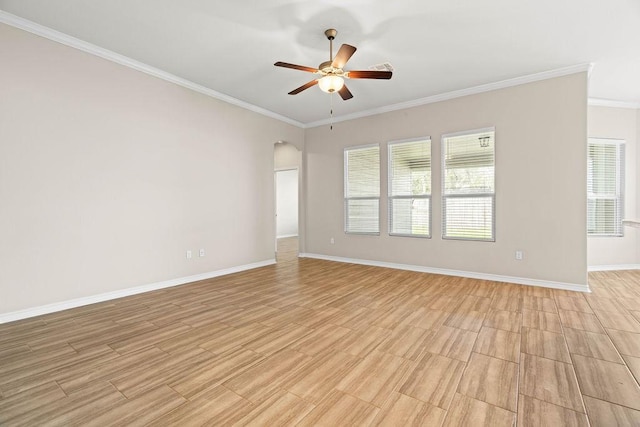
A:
[587, 106, 638, 267]
[0, 21, 592, 316]
[274, 143, 301, 170]
[0, 24, 303, 314]
[305, 73, 588, 286]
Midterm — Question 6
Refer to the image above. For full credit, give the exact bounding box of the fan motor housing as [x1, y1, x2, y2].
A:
[319, 61, 345, 77]
[319, 61, 333, 72]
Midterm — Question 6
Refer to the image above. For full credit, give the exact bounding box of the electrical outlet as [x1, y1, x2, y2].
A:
[186, 250, 192, 259]
[330, 237, 335, 244]
[199, 248, 205, 257]
[515, 250, 523, 260]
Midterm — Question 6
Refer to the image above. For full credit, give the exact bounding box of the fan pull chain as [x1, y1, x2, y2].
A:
[330, 93, 334, 131]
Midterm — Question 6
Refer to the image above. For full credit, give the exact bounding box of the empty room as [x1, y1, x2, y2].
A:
[1, 1, 640, 426]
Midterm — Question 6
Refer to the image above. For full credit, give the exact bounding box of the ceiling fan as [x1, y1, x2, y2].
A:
[274, 29, 392, 101]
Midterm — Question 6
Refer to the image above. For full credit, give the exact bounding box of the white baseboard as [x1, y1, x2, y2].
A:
[299, 253, 590, 293]
[0, 259, 276, 324]
[277, 234, 299, 239]
[588, 264, 640, 272]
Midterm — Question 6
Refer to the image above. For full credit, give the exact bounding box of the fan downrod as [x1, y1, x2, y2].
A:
[324, 29, 338, 65]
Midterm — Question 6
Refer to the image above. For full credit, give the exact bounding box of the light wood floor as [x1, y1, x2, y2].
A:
[1, 238, 640, 426]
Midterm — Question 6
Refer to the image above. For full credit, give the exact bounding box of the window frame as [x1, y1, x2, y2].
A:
[441, 127, 496, 242]
[344, 143, 381, 235]
[587, 137, 625, 238]
[387, 137, 432, 238]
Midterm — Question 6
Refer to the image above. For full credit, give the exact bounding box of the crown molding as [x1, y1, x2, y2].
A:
[305, 63, 593, 128]
[588, 98, 640, 109]
[0, 10, 305, 128]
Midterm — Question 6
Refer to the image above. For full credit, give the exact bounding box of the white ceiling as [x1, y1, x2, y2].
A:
[1, 0, 639, 125]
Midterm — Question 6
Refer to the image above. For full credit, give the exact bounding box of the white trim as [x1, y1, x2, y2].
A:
[588, 264, 640, 272]
[299, 253, 589, 293]
[344, 142, 381, 151]
[306, 64, 593, 128]
[387, 136, 432, 146]
[277, 234, 298, 239]
[588, 137, 625, 146]
[0, 259, 275, 324]
[588, 98, 640, 110]
[441, 127, 495, 140]
[0, 11, 304, 128]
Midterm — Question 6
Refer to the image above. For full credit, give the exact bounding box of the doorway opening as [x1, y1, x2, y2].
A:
[275, 168, 298, 261]
[274, 141, 301, 262]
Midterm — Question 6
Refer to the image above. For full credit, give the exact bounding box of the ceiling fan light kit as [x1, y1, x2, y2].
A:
[318, 75, 344, 93]
[274, 28, 392, 101]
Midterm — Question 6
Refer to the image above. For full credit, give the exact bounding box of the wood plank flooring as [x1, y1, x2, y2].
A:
[1, 237, 640, 426]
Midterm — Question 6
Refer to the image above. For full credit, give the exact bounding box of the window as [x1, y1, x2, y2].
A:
[442, 128, 495, 241]
[344, 144, 380, 234]
[587, 138, 625, 237]
[388, 138, 431, 237]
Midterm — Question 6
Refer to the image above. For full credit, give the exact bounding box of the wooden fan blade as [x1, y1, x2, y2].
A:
[347, 70, 393, 79]
[274, 62, 319, 73]
[288, 79, 318, 95]
[338, 85, 353, 100]
[331, 44, 357, 69]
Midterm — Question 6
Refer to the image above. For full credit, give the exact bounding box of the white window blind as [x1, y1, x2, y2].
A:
[587, 138, 625, 237]
[344, 144, 380, 234]
[388, 138, 431, 237]
[442, 129, 495, 241]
